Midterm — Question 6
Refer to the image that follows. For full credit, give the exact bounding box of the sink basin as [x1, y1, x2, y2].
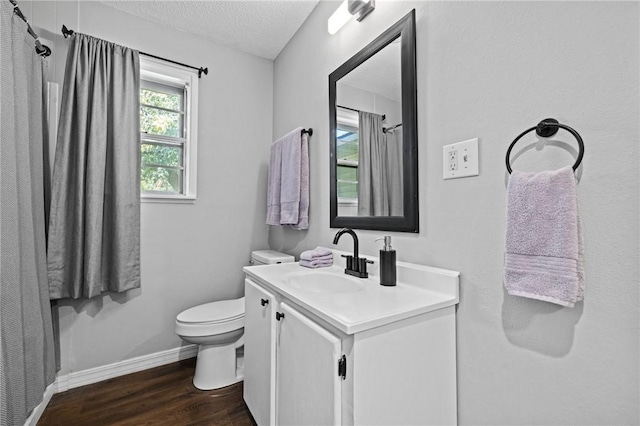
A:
[286, 271, 366, 294]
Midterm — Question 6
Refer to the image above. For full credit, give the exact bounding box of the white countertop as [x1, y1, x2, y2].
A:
[244, 251, 460, 334]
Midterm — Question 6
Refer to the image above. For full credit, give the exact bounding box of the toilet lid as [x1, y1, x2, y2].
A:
[177, 297, 244, 324]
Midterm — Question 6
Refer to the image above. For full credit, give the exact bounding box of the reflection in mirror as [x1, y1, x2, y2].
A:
[336, 38, 403, 217]
[329, 10, 418, 232]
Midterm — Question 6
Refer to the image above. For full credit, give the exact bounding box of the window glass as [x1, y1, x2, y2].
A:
[140, 81, 185, 138]
[336, 124, 359, 200]
[140, 165, 182, 193]
[140, 87, 182, 111]
[141, 143, 183, 168]
[140, 107, 183, 138]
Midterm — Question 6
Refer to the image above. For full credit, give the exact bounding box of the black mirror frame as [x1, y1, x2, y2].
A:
[329, 10, 418, 233]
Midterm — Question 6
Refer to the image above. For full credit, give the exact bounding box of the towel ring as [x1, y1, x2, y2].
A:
[506, 118, 584, 174]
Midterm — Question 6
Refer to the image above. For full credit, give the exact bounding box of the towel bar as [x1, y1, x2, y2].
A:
[506, 118, 584, 174]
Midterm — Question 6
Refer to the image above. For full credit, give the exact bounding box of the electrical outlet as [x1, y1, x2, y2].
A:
[448, 150, 458, 171]
[443, 138, 479, 179]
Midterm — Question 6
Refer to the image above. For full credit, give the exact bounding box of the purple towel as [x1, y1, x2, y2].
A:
[504, 166, 584, 307]
[300, 247, 332, 261]
[266, 139, 283, 226]
[266, 128, 309, 229]
[291, 132, 309, 230]
[280, 128, 302, 224]
[299, 258, 333, 269]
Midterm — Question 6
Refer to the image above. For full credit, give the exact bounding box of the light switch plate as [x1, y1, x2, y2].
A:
[443, 138, 479, 179]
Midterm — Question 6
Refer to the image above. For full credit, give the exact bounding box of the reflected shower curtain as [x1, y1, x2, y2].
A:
[358, 112, 404, 216]
[47, 33, 141, 299]
[358, 111, 404, 216]
[0, 2, 56, 424]
[358, 111, 388, 216]
[385, 126, 404, 216]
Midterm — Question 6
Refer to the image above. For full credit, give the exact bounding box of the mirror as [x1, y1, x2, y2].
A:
[329, 10, 418, 232]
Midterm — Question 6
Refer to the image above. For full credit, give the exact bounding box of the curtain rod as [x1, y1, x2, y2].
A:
[61, 25, 208, 78]
[383, 123, 402, 133]
[337, 104, 386, 121]
[8, 0, 51, 57]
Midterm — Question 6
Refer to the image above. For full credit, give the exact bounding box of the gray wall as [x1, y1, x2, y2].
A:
[337, 84, 402, 126]
[272, 1, 639, 424]
[29, 0, 273, 375]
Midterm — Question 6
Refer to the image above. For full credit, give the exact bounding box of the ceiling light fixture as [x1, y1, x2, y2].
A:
[348, 0, 375, 21]
[328, 0, 351, 35]
[327, 0, 375, 35]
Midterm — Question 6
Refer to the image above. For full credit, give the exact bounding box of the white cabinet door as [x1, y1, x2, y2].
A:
[276, 302, 342, 426]
[243, 279, 277, 426]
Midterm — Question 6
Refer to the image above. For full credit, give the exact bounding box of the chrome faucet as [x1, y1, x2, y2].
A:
[333, 228, 372, 278]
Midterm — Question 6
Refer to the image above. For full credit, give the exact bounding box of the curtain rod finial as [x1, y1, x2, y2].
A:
[198, 67, 208, 78]
[61, 24, 73, 38]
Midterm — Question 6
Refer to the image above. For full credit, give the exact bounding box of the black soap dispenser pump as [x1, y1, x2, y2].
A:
[376, 236, 396, 287]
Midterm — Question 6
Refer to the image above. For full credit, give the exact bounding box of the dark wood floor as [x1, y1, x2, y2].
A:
[38, 358, 256, 426]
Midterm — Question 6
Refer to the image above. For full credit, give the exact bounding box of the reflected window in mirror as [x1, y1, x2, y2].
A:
[336, 108, 360, 216]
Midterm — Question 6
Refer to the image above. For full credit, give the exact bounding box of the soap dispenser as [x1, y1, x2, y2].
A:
[375, 236, 396, 286]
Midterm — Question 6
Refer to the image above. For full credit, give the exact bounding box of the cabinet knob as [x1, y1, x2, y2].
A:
[260, 298, 269, 306]
[275, 312, 285, 321]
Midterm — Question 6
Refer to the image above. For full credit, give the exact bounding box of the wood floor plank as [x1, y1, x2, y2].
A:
[38, 358, 256, 426]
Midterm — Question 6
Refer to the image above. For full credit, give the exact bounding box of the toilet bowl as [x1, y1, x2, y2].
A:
[175, 250, 294, 390]
[175, 297, 245, 390]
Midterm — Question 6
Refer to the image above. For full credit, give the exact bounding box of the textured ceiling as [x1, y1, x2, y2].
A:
[100, 0, 320, 60]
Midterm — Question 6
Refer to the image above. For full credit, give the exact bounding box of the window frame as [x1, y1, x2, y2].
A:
[139, 56, 199, 204]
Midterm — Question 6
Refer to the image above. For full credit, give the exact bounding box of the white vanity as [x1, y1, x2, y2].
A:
[243, 250, 460, 425]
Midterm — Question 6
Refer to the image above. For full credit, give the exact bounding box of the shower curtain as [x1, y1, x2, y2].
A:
[357, 112, 403, 216]
[47, 33, 141, 299]
[0, 2, 56, 424]
[385, 126, 404, 216]
[358, 111, 388, 216]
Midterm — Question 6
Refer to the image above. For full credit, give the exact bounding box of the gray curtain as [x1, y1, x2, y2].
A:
[358, 111, 388, 216]
[385, 126, 404, 216]
[1, 2, 56, 424]
[47, 33, 141, 300]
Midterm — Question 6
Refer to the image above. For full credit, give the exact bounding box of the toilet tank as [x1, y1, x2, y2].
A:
[250, 250, 295, 266]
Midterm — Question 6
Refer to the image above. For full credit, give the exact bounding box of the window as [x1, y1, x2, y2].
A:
[336, 123, 359, 200]
[336, 107, 359, 203]
[139, 57, 199, 203]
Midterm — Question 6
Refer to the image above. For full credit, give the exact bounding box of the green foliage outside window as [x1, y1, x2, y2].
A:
[337, 165, 358, 199]
[140, 163, 181, 192]
[140, 144, 182, 192]
[336, 126, 359, 199]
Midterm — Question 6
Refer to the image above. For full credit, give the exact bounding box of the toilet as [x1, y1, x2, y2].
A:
[175, 250, 294, 390]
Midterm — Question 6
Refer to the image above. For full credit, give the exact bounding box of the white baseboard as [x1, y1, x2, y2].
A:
[24, 382, 55, 426]
[54, 344, 198, 393]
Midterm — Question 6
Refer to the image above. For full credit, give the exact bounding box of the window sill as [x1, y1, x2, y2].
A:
[141, 194, 196, 204]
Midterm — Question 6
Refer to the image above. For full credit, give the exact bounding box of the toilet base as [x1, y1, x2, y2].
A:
[193, 341, 244, 390]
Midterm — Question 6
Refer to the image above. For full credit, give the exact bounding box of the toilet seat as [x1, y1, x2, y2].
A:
[176, 297, 245, 337]
[177, 297, 244, 324]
